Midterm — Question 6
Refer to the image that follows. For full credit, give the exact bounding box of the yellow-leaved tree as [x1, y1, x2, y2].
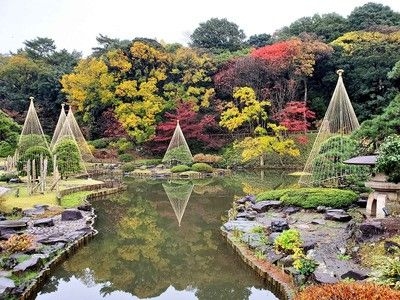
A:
[220, 87, 299, 166]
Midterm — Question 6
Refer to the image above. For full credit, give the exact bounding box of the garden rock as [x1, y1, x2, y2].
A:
[340, 269, 369, 280]
[313, 270, 338, 284]
[0, 220, 27, 230]
[359, 221, 384, 239]
[252, 201, 281, 213]
[311, 219, 326, 225]
[268, 232, 281, 244]
[265, 250, 283, 264]
[317, 206, 332, 213]
[61, 209, 83, 221]
[283, 207, 300, 215]
[270, 219, 289, 232]
[241, 233, 266, 249]
[33, 218, 54, 227]
[277, 255, 294, 267]
[77, 204, 92, 212]
[0, 277, 15, 294]
[222, 220, 259, 234]
[236, 195, 256, 205]
[384, 240, 400, 254]
[324, 209, 352, 222]
[236, 212, 257, 221]
[13, 254, 45, 273]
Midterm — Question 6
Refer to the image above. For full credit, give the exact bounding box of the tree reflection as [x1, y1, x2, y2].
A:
[38, 178, 275, 299]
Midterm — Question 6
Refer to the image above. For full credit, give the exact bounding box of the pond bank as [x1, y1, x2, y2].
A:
[221, 194, 400, 299]
[0, 185, 126, 300]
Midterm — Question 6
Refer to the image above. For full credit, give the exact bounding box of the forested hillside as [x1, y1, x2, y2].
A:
[1, 2, 399, 159]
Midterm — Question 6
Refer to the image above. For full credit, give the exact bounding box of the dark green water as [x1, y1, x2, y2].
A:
[36, 172, 296, 300]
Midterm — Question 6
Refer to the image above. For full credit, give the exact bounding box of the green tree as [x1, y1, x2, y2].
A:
[354, 94, 400, 152]
[54, 137, 82, 178]
[376, 134, 400, 183]
[0, 110, 20, 157]
[348, 2, 400, 31]
[247, 33, 272, 48]
[330, 31, 400, 121]
[275, 13, 349, 42]
[190, 18, 246, 52]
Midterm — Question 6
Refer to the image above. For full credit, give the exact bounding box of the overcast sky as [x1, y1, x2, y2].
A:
[1, 0, 400, 56]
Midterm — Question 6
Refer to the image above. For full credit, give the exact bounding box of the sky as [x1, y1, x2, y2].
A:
[1, 0, 400, 56]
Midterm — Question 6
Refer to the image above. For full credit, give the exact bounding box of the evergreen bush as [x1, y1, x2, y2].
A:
[256, 188, 358, 208]
[171, 165, 191, 173]
[376, 134, 400, 183]
[191, 163, 213, 173]
[119, 153, 134, 162]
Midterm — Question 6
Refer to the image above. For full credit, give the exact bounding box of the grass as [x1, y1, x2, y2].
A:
[60, 191, 91, 208]
[359, 235, 400, 268]
[0, 178, 103, 212]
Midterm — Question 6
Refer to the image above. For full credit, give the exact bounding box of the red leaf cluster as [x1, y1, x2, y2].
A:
[273, 101, 315, 132]
[150, 101, 226, 153]
[99, 108, 128, 138]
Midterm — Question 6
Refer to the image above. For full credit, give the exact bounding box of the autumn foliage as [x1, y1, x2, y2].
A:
[150, 101, 225, 153]
[295, 282, 400, 300]
[273, 101, 316, 132]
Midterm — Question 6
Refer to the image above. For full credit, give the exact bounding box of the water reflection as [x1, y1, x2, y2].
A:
[162, 181, 194, 226]
[36, 172, 295, 300]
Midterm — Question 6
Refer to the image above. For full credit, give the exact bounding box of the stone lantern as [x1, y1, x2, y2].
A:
[343, 155, 399, 218]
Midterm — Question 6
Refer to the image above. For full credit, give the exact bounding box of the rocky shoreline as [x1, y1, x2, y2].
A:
[221, 194, 400, 299]
[0, 186, 125, 299]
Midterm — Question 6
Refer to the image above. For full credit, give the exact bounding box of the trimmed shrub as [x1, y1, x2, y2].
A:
[54, 137, 82, 178]
[191, 162, 213, 173]
[119, 153, 134, 162]
[171, 165, 191, 173]
[256, 188, 358, 208]
[295, 282, 400, 300]
[0, 141, 14, 157]
[122, 162, 136, 173]
[89, 138, 113, 149]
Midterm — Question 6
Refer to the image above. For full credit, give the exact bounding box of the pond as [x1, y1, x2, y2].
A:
[36, 171, 297, 300]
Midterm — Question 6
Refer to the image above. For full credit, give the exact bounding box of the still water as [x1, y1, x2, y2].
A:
[36, 171, 296, 300]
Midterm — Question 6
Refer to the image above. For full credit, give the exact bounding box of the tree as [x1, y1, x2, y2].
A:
[54, 137, 82, 178]
[190, 18, 246, 52]
[247, 33, 272, 48]
[150, 101, 225, 154]
[234, 124, 299, 166]
[23, 37, 56, 60]
[273, 101, 316, 132]
[0, 110, 20, 157]
[219, 87, 270, 133]
[353, 94, 400, 152]
[92, 34, 131, 57]
[388, 59, 400, 89]
[330, 31, 400, 120]
[376, 134, 400, 183]
[347, 2, 400, 31]
[274, 13, 349, 42]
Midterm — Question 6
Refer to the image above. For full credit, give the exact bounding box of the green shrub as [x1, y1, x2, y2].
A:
[18, 145, 53, 176]
[0, 141, 14, 157]
[274, 229, 301, 254]
[371, 256, 400, 289]
[191, 162, 213, 173]
[256, 189, 290, 202]
[257, 188, 358, 208]
[119, 153, 134, 162]
[171, 164, 191, 173]
[110, 138, 133, 154]
[135, 158, 162, 166]
[89, 138, 112, 149]
[54, 137, 82, 178]
[122, 162, 136, 173]
[17, 134, 48, 156]
[376, 135, 400, 183]
[0, 173, 17, 182]
[163, 145, 193, 165]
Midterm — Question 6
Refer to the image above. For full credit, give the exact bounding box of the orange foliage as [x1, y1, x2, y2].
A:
[295, 282, 400, 300]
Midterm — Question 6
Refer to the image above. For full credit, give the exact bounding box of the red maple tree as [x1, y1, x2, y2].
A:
[150, 101, 226, 154]
[274, 101, 316, 132]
